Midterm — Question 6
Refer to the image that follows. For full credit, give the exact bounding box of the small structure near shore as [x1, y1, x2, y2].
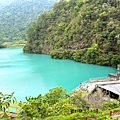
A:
[75, 65, 120, 100]
[108, 65, 120, 80]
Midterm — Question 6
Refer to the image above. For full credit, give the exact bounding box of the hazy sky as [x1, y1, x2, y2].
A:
[0, 0, 14, 4]
[0, 0, 15, 9]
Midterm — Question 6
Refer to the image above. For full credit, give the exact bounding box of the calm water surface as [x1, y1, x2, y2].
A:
[0, 47, 117, 101]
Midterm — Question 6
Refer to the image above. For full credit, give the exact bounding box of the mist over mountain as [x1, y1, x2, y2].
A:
[0, 0, 15, 10]
[0, 0, 59, 45]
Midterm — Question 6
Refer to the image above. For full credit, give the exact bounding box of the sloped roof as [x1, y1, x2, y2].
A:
[98, 83, 120, 95]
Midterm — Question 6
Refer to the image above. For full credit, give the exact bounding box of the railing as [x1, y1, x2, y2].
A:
[89, 77, 108, 83]
[2, 102, 21, 117]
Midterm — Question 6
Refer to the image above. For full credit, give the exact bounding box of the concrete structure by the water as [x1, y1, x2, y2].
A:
[75, 65, 120, 97]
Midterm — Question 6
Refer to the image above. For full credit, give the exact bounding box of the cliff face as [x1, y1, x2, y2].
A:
[23, 0, 120, 67]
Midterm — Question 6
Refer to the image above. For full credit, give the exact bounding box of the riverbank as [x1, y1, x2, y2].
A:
[1, 41, 26, 48]
[0, 44, 5, 48]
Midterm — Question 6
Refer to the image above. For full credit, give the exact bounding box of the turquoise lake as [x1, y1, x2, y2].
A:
[0, 47, 117, 101]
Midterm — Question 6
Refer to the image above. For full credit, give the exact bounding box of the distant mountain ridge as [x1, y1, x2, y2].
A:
[0, 0, 59, 45]
[0, 0, 14, 10]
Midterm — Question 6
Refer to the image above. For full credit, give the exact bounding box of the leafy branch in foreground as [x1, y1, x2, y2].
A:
[0, 92, 16, 118]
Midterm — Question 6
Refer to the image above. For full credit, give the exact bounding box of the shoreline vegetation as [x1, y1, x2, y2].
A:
[0, 41, 26, 48]
[0, 45, 5, 48]
[1, 44, 119, 68]
[0, 85, 120, 120]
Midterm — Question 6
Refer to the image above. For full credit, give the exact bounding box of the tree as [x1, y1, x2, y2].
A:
[20, 87, 71, 119]
[44, 87, 67, 106]
[47, 99, 76, 116]
[20, 94, 48, 119]
[70, 90, 89, 110]
[111, 55, 120, 67]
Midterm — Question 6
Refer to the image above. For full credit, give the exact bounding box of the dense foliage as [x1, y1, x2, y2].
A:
[16, 87, 120, 120]
[23, 0, 120, 67]
[16, 87, 118, 119]
[0, 0, 59, 46]
[0, 45, 5, 48]
[20, 87, 78, 119]
[1, 87, 120, 120]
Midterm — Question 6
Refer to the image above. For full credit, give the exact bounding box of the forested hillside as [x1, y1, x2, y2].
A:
[23, 0, 120, 67]
[0, 0, 59, 46]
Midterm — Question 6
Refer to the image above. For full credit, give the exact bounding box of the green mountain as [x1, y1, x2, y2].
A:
[23, 0, 120, 67]
[0, 0, 59, 46]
